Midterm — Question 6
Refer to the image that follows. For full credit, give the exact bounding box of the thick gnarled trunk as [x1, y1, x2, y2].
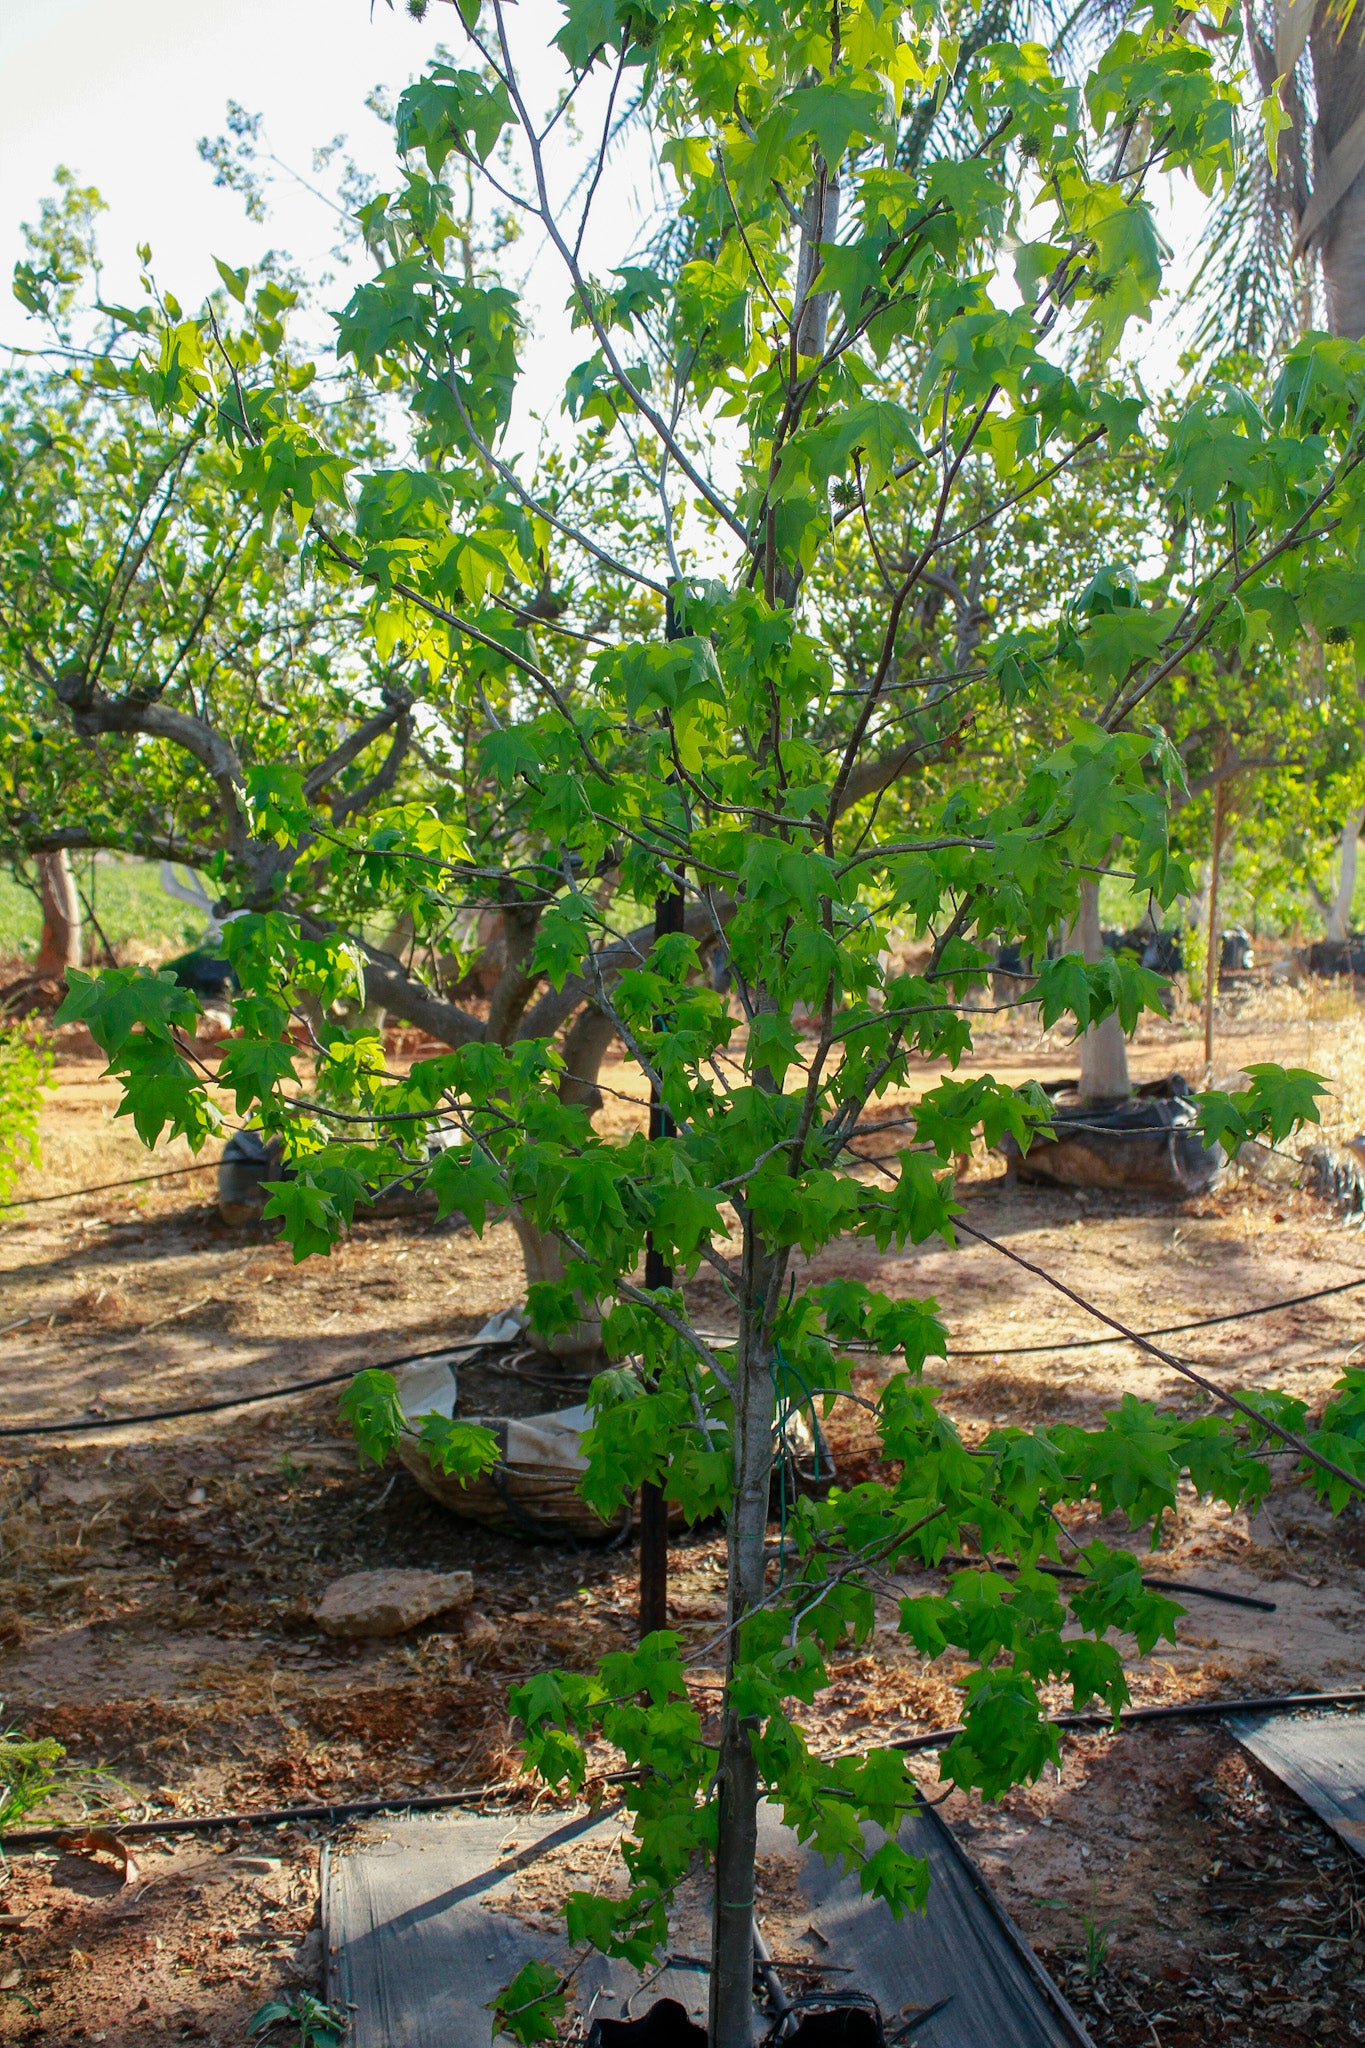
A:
[508, 1210, 605, 1365]
[508, 1003, 621, 1366]
[34, 851, 82, 978]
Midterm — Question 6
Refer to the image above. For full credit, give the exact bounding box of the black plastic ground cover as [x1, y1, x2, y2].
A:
[1228, 1708, 1365, 1859]
[1001, 1074, 1221, 1195]
[591, 1991, 891, 2048]
[590, 2001, 709, 2048]
[321, 1800, 1093, 2048]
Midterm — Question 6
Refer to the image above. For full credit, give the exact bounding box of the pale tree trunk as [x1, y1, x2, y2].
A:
[1323, 807, 1365, 940]
[771, 175, 842, 611]
[709, 1240, 781, 2048]
[33, 851, 82, 977]
[1068, 877, 1130, 1104]
[1203, 778, 1228, 1076]
[1185, 864, 1209, 954]
[794, 176, 841, 358]
[508, 1212, 604, 1363]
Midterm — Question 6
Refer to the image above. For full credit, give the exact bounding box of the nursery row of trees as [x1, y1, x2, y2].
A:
[7, 149, 1365, 992]
[9, 2, 1365, 2042]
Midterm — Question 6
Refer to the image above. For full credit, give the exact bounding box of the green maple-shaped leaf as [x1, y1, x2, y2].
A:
[488, 1961, 565, 2047]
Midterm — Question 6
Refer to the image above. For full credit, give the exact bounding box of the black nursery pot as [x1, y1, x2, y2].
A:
[766, 1997, 887, 2048]
[1000, 1074, 1222, 1196]
[1306, 938, 1365, 978]
[588, 2001, 708, 2048]
[588, 1994, 888, 2048]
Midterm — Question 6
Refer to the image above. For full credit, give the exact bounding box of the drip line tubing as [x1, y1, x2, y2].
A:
[7, 1691, 1363, 1849]
[0, 1337, 513, 1439]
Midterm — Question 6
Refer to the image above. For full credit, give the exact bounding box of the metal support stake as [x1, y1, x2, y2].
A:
[640, 593, 684, 1641]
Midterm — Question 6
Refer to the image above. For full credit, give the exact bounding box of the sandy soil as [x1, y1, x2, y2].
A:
[2, 979, 1365, 2045]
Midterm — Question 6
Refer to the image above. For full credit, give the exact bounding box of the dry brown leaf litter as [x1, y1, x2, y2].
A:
[2, 978, 1365, 2042]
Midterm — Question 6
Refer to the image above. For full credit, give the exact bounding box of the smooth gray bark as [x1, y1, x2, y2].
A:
[1323, 808, 1365, 940]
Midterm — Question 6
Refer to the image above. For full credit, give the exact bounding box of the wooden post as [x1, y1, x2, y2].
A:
[1203, 775, 1227, 1079]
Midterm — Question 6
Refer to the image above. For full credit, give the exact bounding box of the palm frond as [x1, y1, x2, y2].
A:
[1188, 142, 1316, 357]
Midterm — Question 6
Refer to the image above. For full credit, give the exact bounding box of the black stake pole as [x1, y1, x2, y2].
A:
[640, 885, 684, 1638]
[640, 594, 685, 1640]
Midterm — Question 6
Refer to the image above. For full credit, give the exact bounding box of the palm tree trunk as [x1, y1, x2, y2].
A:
[1310, 8, 1365, 339]
[1295, 14, 1365, 955]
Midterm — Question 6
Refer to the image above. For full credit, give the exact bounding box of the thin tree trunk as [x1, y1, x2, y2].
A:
[1204, 779, 1227, 1077]
[1069, 877, 1130, 1104]
[1323, 807, 1364, 941]
[33, 851, 82, 977]
[710, 1705, 761, 2048]
[709, 1240, 780, 2048]
[772, 176, 842, 609]
[794, 176, 841, 358]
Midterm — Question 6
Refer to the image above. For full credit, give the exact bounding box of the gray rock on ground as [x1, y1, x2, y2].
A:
[315, 1567, 474, 1639]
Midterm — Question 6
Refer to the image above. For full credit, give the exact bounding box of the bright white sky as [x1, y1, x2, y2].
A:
[0, 0, 434, 333]
[0, 0, 659, 419]
[0, 0, 1204, 449]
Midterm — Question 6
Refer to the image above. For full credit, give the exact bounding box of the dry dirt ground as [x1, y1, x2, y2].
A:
[3, 976, 1365, 2045]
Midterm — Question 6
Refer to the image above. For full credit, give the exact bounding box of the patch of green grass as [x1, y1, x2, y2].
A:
[0, 857, 203, 963]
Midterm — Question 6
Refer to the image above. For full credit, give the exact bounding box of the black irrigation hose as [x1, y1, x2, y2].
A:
[938, 1554, 1277, 1613]
[946, 1272, 1365, 1356]
[889, 1687, 1365, 1755]
[7, 1691, 1364, 1850]
[0, 1784, 510, 1848]
[0, 1161, 220, 1212]
[0, 1337, 508, 1440]
[2, 1271, 1362, 1439]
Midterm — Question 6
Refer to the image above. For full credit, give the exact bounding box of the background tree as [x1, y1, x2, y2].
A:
[30, 852, 82, 976]
[1189, 0, 1365, 935]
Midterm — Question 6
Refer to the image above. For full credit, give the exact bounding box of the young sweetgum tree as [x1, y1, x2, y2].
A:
[61, 2, 1365, 2040]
